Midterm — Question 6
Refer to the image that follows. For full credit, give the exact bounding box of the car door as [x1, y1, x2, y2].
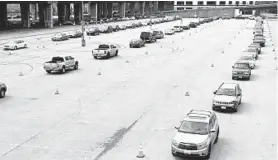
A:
[209, 117, 216, 144]
[110, 45, 116, 56]
[68, 56, 75, 67]
[235, 85, 241, 103]
[64, 56, 70, 68]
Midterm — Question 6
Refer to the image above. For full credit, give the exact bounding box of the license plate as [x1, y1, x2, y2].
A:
[184, 150, 191, 155]
[221, 106, 226, 109]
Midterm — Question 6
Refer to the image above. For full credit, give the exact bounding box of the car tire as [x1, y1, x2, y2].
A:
[247, 76, 250, 80]
[204, 145, 211, 159]
[234, 103, 238, 112]
[106, 52, 110, 59]
[74, 62, 78, 70]
[14, 46, 17, 50]
[239, 99, 242, 105]
[115, 50, 118, 56]
[46, 70, 51, 74]
[94, 56, 98, 59]
[171, 151, 177, 157]
[24, 44, 27, 48]
[0, 89, 6, 98]
[130, 44, 133, 48]
[214, 128, 219, 144]
[232, 76, 234, 80]
[61, 66, 66, 74]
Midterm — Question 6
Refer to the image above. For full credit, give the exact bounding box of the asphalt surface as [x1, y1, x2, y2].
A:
[0, 18, 277, 160]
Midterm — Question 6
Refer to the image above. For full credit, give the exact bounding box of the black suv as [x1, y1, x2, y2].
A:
[140, 32, 157, 43]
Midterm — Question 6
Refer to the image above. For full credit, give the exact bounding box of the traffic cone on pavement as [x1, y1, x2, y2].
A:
[211, 63, 214, 67]
[97, 68, 101, 75]
[185, 92, 190, 96]
[125, 60, 129, 63]
[55, 89, 59, 95]
[136, 144, 145, 158]
[19, 71, 23, 76]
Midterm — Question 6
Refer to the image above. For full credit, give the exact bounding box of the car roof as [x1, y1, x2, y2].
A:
[220, 82, 237, 89]
[183, 109, 214, 123]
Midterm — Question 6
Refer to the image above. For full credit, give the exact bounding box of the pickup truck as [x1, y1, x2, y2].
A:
[43, 56, 79, 74]
[232, 61, 251, 80]
[0, 82, 7, 98]
[92, 44, 119, 59]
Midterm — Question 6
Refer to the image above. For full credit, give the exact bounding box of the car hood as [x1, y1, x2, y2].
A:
[233, 68, 249, 72]
[214, 95, 236, 102]
[174, 132, 209, 144]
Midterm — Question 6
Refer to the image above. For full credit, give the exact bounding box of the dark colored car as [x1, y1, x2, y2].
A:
[51, 33, 69, 41]
[129, 39, 145, 48]
[232, 61, 251, 80]
[0, 82, 7, 98]
[140, 32, 157, 43]
[68, 30, 82, 38]
[189, 22, 197, 28]
[253, 36, 265, 47]
[87, 27, 100, 36]
[182, 25, 190, 30]
[112, 25, 120, 32]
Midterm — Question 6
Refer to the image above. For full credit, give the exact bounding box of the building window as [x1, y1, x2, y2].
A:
[198, 1, 204, 5]
[236, 1, 239, 5]
[249, 1, 253, 5]
[177, 7, 184, 10]
[229, 1, 233, 5]
[207, 1, 216, 6]
[186, 1, 193, 5]
[177, 1, 184, 5]
[220, 1, 226, 5]
[242, 1, 246, 4]
[186, 7, 193, 9]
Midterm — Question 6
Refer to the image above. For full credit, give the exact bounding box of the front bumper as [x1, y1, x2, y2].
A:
[171, 144, 209, 157]
[92, 53, 107, 58]
[212, 103, 236, 111]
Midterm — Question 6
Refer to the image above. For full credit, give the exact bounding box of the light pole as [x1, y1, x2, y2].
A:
[81, 1, 86, 47]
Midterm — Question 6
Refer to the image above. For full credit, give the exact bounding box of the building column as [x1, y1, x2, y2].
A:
[153, 1, 158, 13]
[0, 2, 7, 30]
[139, 2, 145, 15]
[129, 2, 135, 16]
[158, 1, 165, 12]
[119, 2, 125, 18]
[44, 4, 53, 28]
[74, 2, 81, 24]
[97, 2, 102, 20]
[57, 3, 65, 24]
[64, 3, 70, 21]
[89, 2, 97, 22]
[107, 2, 113, 18]
[20, 3, 31, 28]
[103, 2, 108, 18]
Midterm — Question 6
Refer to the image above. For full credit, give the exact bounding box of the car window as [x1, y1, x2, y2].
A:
[65, 57, 69, 61]
[179, 121, 209, 135]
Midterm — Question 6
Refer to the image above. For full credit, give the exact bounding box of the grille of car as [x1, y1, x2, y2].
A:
[178, 143, 197, 150]
[215, 101, 233, 105]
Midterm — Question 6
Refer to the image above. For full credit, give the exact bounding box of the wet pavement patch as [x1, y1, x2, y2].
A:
[94, 119, 139, 160]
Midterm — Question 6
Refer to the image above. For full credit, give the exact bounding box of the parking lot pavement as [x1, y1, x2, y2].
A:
[0, 18, 277, 160]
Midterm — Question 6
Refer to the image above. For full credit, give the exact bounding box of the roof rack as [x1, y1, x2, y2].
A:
[188, 112, 211, 118]
[189, 109, 212, 115]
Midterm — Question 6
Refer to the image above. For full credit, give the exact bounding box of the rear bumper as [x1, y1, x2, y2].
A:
[233, 74, 250, 79]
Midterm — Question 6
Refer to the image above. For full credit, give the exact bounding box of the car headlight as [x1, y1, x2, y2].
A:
[172, 139, 179, 147]
[197, 139, 210, 149]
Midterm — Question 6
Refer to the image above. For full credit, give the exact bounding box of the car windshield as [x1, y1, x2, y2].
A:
[179, 121, 208, 135]
[52, 57, 64, 62]
[216, 88, 236, 96]
[240, 56, 253, 60]
[99, 45, 110, 49]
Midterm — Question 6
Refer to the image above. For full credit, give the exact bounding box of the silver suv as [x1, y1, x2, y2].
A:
[212, 82, 242, 112]
[172, 109, 219, 159]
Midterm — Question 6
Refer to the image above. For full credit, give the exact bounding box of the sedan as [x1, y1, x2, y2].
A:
[87, 27, 100, 36]
[129, 39, 145, 48]
[51, 33, 69, 41]
[68, 30, 82, 38]
[165, 29, 175, 35]
[4, 40, 27, 50]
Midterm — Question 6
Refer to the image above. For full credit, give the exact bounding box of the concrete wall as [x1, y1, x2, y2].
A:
[163, 8, 235, 18]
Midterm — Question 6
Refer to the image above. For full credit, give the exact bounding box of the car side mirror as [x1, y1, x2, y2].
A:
[237, 93, 241, 96]
[213, 90, 217, 94]
[174, 126, 179, 129]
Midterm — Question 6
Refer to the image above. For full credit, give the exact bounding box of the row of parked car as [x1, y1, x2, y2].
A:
[51, 16, 180, 41]
[232, 16, 265, 81]
[171, 16, 267, 159]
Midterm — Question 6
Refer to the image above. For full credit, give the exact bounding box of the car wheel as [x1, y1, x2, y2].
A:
[94, 56, 98, 59]
[115, 50, 118, 56]
[14, 46, 17, 50]
[106, 52, 110, 59]
[232, 76, 234, 80]
[239, 98, 242, 105]
[61, 67, 66, 74]
[74, 62, 78, 70]
[130, 44, 133, 48]
[234, 103, 238, 112]
[214, 128, 219, 144]
[24, 44, 27, 48]
[0, 89, 6, 98]
[247, 76, 250, 80]
[171, 151, 177, 157]
[46, 70, 51, 74]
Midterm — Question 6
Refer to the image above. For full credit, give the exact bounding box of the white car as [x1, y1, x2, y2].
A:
[239, 55, 256, 69]
[4, 40, 27, 50]
[173, 26, 183, 32]
[212, 82, 242, 112]
[172, 109, 219, 159]
[165, 29, 175, 35]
